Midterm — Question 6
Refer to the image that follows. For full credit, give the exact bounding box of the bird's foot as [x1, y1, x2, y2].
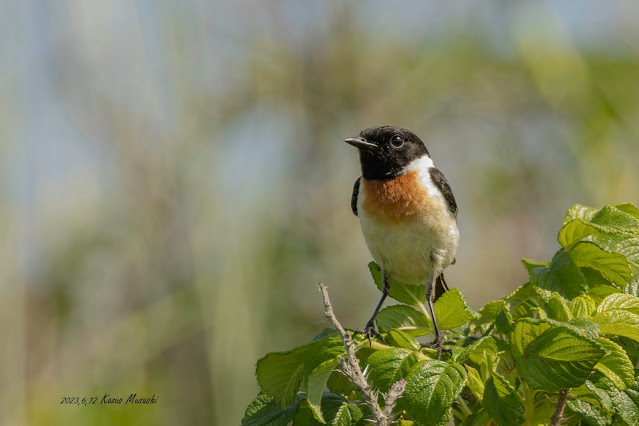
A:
[420, 335, 452, 360]
[354, 320, 384, 345]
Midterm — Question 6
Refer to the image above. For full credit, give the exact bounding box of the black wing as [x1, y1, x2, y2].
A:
[434, 273, 450, 301]
[351, 177, 361, 216]
[429, 168, 457, 218]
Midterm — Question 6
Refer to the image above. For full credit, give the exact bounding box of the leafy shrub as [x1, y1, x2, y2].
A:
[243, 203, 639, 425]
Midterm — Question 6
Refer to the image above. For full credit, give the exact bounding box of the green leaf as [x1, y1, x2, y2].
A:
[326, 371, 354, 397]
[565, 399, 610, 426]
[560, 204, 639, 270]
[562, 205, 639, 269]
[433, 288, 477, 330]
[592, 232, 639, 270]
[528, 250, 588, 299]
[473, 300, 503, 327]
[256, 342, 315, 407]
[616, 203, 639, 220]
[306, 369, 334, 423]
[591, 205, 639, 230]
[622, 276, 639, 296]
[597, 293, 639, 316]
[386, 329, 421, 350]
[464, 364, 484, 402]
[567, 317, 601, 340]
[319, 393, 364, 426]
[312, 328, 340, 341]
[401, 361, 467, 426]
[504, 283, 545, 318]
[293, 394, 364, 426]
[592, 309, 639, 342]
[564, 204, 599, 224]
[304, 340, 348, 423]
[614, 336, 639, 366]
[495, 306, 514, 334]
[572, 380, 614, 411]
[453, 336, 498, 366]
[558, 219, 598, 248]
[242, 392, 304, 426]
[510, 319, 606, 391]
[369, 262, 426, 305]
[593, 376, 639, 425]
[545, 292, 573, 322]
[569, 294, 597, 318]
[375, 305, 431, 336]
[483, 373, 525, 426]
[521, 258, 547, 272]
[366, 348, 420, 393]
[568, 241, 631, 285]
[594, 337, 635, 390]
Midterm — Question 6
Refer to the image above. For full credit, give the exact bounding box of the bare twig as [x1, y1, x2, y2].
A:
[318, 282, 405, 425]
[550, 388, 570, 426]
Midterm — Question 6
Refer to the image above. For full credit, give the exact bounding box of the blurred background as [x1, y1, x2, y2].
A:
[2, 1, 639, 424]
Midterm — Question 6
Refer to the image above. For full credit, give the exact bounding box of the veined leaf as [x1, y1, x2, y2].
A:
[473, 300, 504, 327]
[504, 282, 545, 316]
[594, 337, 635, 390]
[510, 319, 605, 391]
[375, 305, 431, 336]
[567, 317, 600, 340]
[591, 205, 639, 230]
[433, 288, 477, 330]
[319, 393, 364, 426]
[303, 339, 348, 423]
[592, 309, 639, 342]
[464, 365, 484, 402]
[597, 293, 639, 316]
[558, 219, 598, 248]
[616, 203, 639, 220]
[589, 232, 639, 269]
[366, 348, 420, 393]
[483, 373, 525, 426]
[242, 393, 304, 426]
[293, 393, 364, 426]
[369, 262, 426, 305]
[401, 361, 467, 426]
[257, 341, 316, 407]
[560, 204, 639, 269]
[568, 241, 631, 285]
[565, 399, 610, 426]
[545, 292, 572, 322]
[453, 336, 498, 366]
[564, 204, 599, 224]
[528, 250, 588, 299]
[592, 375, 639, 425]
[521, 258, 547, 272]
[569, 294, 597, 318]
[387, 329, 421, 350]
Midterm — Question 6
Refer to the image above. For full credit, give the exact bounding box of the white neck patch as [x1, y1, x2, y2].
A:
[405, 155, 434, 172]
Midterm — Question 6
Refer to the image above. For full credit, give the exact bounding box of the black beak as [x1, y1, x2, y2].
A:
[344, 137, 380, 152]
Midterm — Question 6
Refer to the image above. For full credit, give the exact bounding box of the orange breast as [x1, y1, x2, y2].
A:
[361, 172, 434, 222]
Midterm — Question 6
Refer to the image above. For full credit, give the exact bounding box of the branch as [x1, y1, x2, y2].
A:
[550, 388, 570, 426]
[317, 282, 405, 425]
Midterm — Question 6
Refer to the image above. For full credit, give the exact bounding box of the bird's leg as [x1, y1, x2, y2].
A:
[421, 274, 452, 360]
[354, 270, 390, 344]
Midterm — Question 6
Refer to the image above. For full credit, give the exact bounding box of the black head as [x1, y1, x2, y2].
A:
[344, 125, 430, 180]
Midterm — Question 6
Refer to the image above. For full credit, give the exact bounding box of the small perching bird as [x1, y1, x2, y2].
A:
[345, 125, 459, 359]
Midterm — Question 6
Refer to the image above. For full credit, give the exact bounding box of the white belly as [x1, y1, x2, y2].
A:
[359, 211, 458, 284]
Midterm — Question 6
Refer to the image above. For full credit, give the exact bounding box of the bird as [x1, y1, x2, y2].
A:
[344, 125, 459, 359]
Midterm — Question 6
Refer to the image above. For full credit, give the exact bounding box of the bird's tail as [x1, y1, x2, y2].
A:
[434, 273, 450, 301]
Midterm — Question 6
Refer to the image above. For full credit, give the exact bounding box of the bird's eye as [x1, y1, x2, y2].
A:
[390, 135, 404, 148]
